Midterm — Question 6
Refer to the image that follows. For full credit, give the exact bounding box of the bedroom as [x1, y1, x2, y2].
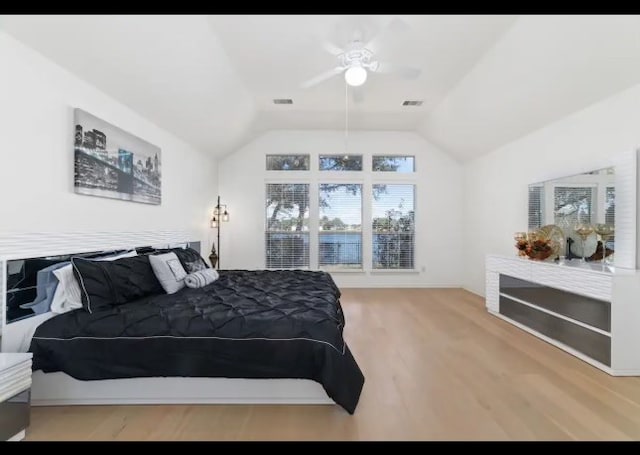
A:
[1, 14, 640, 441]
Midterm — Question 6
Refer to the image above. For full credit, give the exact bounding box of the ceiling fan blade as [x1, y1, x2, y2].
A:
[300, 67, 344, 89]
[322, 40, 344, 56]
[375, 62, 422, 79]
[351, 86, 364, 104]
[364, 17, 410, 54]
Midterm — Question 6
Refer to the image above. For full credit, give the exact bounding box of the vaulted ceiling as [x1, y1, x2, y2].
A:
[2, 15, 640, 161]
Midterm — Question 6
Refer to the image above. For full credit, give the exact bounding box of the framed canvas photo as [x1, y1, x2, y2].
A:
[74, 108, 161, 205]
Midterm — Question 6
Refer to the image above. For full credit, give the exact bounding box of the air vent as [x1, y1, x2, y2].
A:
[273, 99, 293, 105]
[402, 100, 423, 106]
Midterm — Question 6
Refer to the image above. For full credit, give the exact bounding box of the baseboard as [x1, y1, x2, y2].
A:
[339, 284, 462, 289]
[7, 430, 25, 442]
[32, 397, 334, 406]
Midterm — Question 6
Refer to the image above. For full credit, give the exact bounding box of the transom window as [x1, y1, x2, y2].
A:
[319, 155, 363, 171]
[266, 154, 310, 171]
[372, 155, 415, 173]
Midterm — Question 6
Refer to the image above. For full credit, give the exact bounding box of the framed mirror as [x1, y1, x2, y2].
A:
[528, 167, 615, 263]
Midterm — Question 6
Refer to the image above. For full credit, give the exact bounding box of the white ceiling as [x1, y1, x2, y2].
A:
[0, 15, 255, 154]
[2, 15, 640, 161]
[418, 15, 640, 160]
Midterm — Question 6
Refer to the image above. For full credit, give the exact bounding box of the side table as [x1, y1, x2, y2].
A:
[0, 353, 32, 441]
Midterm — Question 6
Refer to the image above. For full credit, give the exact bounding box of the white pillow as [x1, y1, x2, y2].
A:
[50, 250, 137, 314]
[149, 252, 187, 294]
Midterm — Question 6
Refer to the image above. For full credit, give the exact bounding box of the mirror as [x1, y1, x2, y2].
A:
[528, 167, 615, 263]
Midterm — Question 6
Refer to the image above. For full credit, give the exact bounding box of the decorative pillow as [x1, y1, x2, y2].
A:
[72, 254, 163, 313]
[50, 250, 137, 314]
[149, 252, 187, 294]
[19, 262, 68, 315]
[184, 268, 219, 289]
[173, 247, 209, 273]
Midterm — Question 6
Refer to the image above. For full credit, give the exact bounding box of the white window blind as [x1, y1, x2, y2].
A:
[528, 185, 543, 230]
[372, 184, 415, 269]
[605, 186, 615, 226]
[372, 155, 415, 172]
[554, 186, 595, 227]
[265, 184, 309, 268]
[319, 184, 362, 269]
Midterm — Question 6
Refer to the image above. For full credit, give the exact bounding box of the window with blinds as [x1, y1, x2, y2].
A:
[528, 185, 543, 230]
[605, 186, 615, 226]
[319, 184, 362, 269]
[372, 155, 415, 172]
[265, 183, 309, 268]
[372, 184, 415, 269]
[554, 186, 595, 227]
[319, 155, 363, 171]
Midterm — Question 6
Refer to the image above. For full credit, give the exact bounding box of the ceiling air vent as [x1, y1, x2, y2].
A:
[273, 99, 293, 105]
[402, 100, 423, 106]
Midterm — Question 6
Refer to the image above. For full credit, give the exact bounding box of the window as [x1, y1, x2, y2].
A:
[605, 186, 615, 226]
[554, 186, 595, 226]
[528, 185, 543, 230]
[319, 184, 362, 269]
[265, 184, 309, 268]
[372, 155, 415, 172]
[266, 154, 310, 171]
[372, 184, 415, 269]
[319, 155, 362, 171]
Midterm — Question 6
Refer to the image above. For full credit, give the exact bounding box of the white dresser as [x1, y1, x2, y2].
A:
[486, 255, 640, 375]
[0, 353, 32, 441]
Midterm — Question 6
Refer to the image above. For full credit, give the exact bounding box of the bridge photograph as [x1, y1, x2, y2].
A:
[73, 108, 161, 205]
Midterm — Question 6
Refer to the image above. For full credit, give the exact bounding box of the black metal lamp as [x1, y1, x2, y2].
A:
[210, 195, 229, 268]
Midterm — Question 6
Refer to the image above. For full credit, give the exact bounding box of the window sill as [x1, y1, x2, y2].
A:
[320, 268, 366, 274]
[370, 269, 421, 274]
[318, 268, 421, 274]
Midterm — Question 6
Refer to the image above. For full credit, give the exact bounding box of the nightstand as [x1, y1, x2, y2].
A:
[0, 353, 32, 441]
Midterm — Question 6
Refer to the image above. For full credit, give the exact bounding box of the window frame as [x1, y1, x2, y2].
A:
[372, 155, 416, 173]
[318, 154, 364, 172]
[264, 153, 418, 272]
[266, 154, 311, 171]
[264, 182, 311, 269]
[371, 183, 416, 270]
[318, 182, 364, 271]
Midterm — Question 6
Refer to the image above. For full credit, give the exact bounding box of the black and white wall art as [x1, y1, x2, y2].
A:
[74, 108, 161, 205]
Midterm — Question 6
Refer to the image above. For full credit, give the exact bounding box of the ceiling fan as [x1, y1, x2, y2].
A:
[300, 22, 422, 91]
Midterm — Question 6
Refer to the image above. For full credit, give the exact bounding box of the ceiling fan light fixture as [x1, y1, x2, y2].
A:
[344, 65, 367, 87]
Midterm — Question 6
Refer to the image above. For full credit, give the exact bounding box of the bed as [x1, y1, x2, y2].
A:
[17, 264, 364, 413]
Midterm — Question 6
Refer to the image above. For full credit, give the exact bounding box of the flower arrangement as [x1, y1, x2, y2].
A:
[514, 232, 553, 260]
[525, 239, 553, 260]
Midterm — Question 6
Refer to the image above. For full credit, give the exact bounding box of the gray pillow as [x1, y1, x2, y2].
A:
[149, 252, 187, 294]
[19, 262, 68, 315]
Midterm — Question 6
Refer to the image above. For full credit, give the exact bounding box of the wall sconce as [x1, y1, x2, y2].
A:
[209, 195, 229, 268]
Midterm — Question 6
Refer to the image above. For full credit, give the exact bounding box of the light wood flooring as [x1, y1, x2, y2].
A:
[26, 288, 640, 441]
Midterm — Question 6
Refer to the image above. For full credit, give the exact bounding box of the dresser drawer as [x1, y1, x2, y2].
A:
[500, 275, 611, 331]
[0, 389, 30, 441]
[500, 296, 611, 366]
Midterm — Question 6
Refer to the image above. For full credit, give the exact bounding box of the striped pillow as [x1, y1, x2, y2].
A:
[184, 269, 219, 288]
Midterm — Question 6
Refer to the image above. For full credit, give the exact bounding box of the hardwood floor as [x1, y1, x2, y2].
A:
[26, 288, 640, 441]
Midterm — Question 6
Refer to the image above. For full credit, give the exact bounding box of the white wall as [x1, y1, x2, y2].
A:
[463, 82, 640, 296]
[218, 130, 463, 288]
[0, 31, 217, 254]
